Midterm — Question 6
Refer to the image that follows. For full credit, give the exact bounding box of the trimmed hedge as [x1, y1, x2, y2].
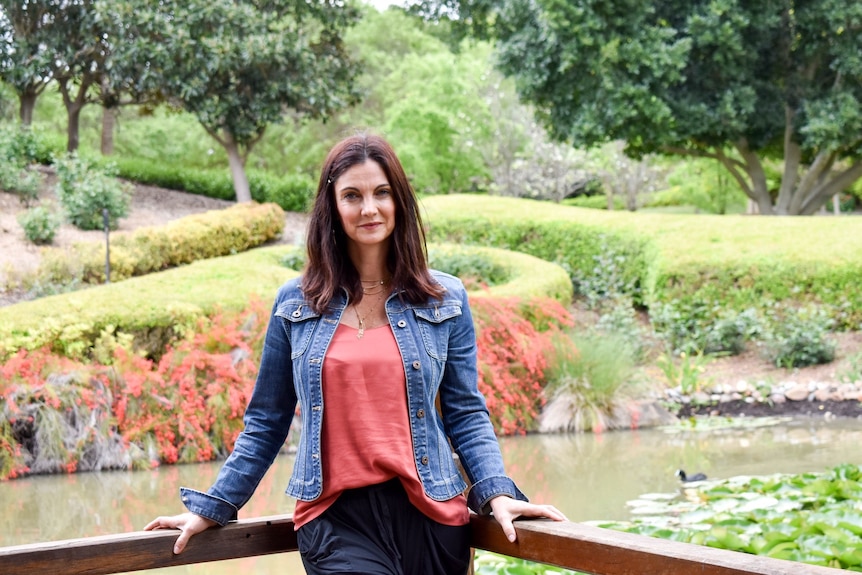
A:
[420, 194, 862, 328]
[429, 243, 572, 304]
[109, 156, 314, 212]
[1, 243, 570, 361]
[422, 195, 655, 306]
[35, 202, 285, 285]
[0, 246, 298, 361]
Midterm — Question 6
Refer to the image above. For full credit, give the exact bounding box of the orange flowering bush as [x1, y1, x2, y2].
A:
[0, 293, 569, 479]
[0, 298, 269, 480]
[470, 296, 574, 435]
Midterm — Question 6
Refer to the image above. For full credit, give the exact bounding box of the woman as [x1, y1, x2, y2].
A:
[145, 133, 566, 574]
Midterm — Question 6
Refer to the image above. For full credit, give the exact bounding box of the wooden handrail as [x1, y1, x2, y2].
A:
[0, 514, 841, 575]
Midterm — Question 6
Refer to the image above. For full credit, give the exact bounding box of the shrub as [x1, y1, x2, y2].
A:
[428, 247, 509, 289]
[17, 205, 61, 244]
[562, 194, 625, 210]
[111, 156, 314, 211]
[0, 300, 269, 478]
[0, 162, 42, 207]
[540, 331, 639, 433]
[0, 246, 298, 361]
[593, 296, 652, 361]
[471, 297, 572, 435]
[762, 305, 836, 368]
[29, 202, 284, 289]
[54, 155, 131, 230]
[651, 301, 763, 357]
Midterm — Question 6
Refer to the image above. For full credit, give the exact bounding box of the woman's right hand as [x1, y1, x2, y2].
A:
[144, 512, 218, 554]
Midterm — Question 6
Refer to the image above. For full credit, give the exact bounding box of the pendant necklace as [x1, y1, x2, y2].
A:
[354, 291, 384, 339]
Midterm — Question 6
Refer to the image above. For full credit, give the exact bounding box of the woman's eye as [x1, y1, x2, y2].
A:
[376, 188, 391, 196]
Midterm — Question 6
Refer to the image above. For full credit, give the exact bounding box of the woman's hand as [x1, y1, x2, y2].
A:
[144, 512, 218, 554]
[488, 495, 568, 542]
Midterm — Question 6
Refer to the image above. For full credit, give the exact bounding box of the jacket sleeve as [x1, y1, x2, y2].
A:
[180, 294, 298, 525]
[437, 281, 528, 514]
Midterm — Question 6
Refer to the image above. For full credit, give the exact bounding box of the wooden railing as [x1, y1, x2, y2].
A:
[0, 513, 842, 575]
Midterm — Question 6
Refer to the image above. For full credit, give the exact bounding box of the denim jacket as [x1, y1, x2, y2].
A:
[180, 270, 527, 525]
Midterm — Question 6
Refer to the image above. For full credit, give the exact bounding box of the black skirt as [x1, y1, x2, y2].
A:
[296, 478, 472, 575]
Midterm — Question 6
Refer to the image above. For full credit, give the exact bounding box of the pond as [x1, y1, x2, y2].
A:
[2, 416, 861, 574]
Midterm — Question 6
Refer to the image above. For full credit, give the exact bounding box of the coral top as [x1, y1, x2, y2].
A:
[293, 323, 469, 530]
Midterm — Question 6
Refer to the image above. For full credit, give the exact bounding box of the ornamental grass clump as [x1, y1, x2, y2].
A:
[540, 331, 639, 434]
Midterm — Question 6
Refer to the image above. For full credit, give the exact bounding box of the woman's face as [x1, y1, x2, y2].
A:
[334, 160, 396, 253]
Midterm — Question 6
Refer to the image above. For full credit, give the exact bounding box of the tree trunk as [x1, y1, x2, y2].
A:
[101, 106, 117, 155]
[66, 105, 82, 153]
[19, 92, 37, 126]
[224, 135, 252, 203]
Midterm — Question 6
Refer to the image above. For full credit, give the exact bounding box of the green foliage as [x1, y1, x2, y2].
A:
[762, 305, 836, 369]
[660, 158, 747, 215]
[562, 195, 624, 210]
[592, 296, 651, 362]
[0, 162, 41, 206]
[0, 246, 298, 361]
[422, 194, 862, 330]
[107, 0, 362, 201]
[473, 551, 577, 575]
[651, 301, 762, 356]
[540, 331, 638, 433]
[423, 196, 653, 307]
[110, 156, 314, 211]
[597, 464, 862, 570]
[54, 154, 131, 230]
[0, 124, 51, 206]
[17, 205, 61, 245]
[428, 247, 509, 289]
[656, 350, 712, 395]
[483, 0, 862, 215]
[26, 203, 284, 290]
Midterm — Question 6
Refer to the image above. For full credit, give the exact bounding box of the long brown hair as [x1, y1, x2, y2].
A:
[302, 133, 443, 313]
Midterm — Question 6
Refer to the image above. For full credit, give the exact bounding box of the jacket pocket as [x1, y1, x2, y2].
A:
[412, 303, 461, 361]
[276, 299, 320, 359]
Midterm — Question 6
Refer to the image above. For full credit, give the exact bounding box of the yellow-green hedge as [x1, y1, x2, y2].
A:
[429, 243, 572, 304]
[0, 246, 297, 360]
[1, 243, 568, 361]
[421, 194, 862, 328]
[35, 202, 285, 285]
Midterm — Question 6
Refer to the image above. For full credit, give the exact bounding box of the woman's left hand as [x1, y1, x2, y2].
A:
[488, 495, 568, 542]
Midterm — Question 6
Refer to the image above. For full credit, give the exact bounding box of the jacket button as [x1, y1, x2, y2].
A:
[421, 456, 429, 465]
[412, 360, 421, 369]
[397, 320, 407, 328]
[292, 310, 301, 318]
[417, 409, 425, 418]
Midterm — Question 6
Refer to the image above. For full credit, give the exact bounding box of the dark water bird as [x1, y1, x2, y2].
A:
[675, 469, 707, 482]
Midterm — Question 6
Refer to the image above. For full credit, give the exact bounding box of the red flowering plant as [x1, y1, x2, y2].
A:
[0, 299, 269, 480]
[107, 299, 268, 467]
[469, 296, 573, 435]
[0, 349, 117, 478]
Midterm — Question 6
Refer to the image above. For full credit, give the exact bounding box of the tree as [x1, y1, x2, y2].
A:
[107, 0, 361, 203]
[0, 1, 58, 125]
[420, 0, 862, 215]
[51, 0, 111, 153]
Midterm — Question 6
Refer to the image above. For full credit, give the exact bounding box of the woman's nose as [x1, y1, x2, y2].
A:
[361, 197, 378, 215]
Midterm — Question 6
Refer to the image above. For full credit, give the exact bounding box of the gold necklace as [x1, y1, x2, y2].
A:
[353, 292, 385, 339]
[360, 278, 389, 295]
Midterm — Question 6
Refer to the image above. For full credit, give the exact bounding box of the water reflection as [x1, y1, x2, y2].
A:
[500, 418, 862, 523]
[2, 418, 861, 573]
